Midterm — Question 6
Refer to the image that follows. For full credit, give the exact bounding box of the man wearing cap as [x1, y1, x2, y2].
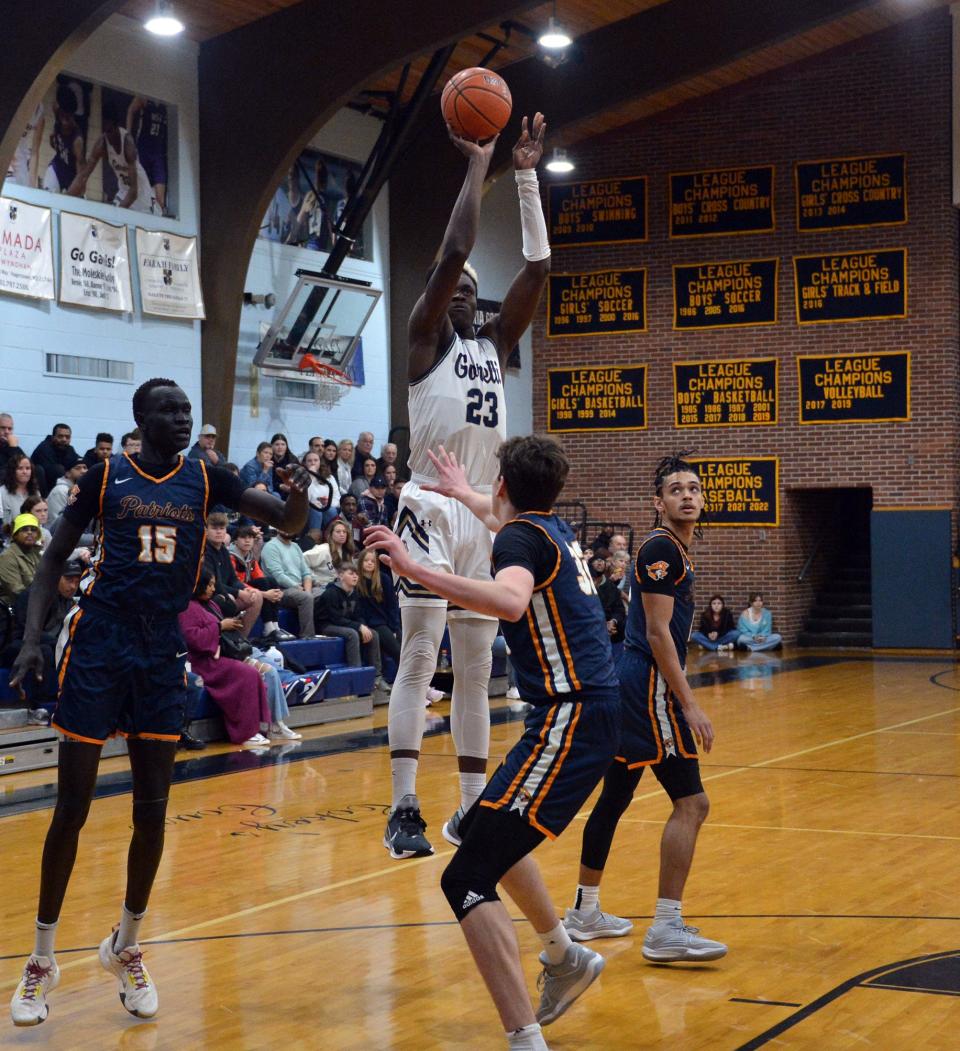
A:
[46, 459, 88, 527]
[358, 474, 390, 527]
[0, 514, 42, 605]
[5, 560, 83, 706]
[188, 424, 220, 466]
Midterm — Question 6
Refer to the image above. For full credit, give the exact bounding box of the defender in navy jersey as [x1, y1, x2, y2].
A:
[9, 379, 311, 1029]
[562, 454, 727, 964]
[368, 436, 617, 1051]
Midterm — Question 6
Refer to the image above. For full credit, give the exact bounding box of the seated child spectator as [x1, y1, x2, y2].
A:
[178, 569, 270, 747]
[692, 593, 739, 652]
[0, 514, 42, 604]
[259, 528, 316, 638]
[314, 560, 387, 691]
[203, 513, 263, 636]
[0, 452, 40, 528]
[303, 517, 355, 589]
[737, 592, 783, 651]
[82, 432, 113, 468]
[355, 547, 401, 666]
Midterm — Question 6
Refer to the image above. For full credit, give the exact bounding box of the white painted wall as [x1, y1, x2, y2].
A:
[469, 169, 535, 436]
[0, 15, 201, 457]
[228, 110, 391, 465]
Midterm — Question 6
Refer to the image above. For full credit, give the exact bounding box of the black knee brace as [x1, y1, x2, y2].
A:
[580, 761, 643, 871]
[441, 852, 501, 922]
[132, 795, 169, 837]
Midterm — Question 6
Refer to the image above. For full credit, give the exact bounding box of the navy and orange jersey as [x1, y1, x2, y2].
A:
[625, 527, 696, 667]
[61, 453, 248, 616]
[493, 512, 619, 704]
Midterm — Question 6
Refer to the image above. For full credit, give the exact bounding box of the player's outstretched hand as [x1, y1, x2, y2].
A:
[276, 465, 310, 494]
[513, 113, 546, 170]
[422, 445, 470, 500]
[447, 125, 498, 165]
[364, 524, 414, 577]
[682, 700, 714, 753]
[9, 641, 44, 697]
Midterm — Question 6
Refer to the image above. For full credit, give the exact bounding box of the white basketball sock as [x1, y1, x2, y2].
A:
[507, 1023, 548, 1050]
[458, 772, 487, 810]
[390, 758, 419, 809]
[654, 897, 682, 925]
[574, 884, 600, 913]
[116, 903, 146, 950]
[33, 919, 57, 959]
[538, 922, 573, 965]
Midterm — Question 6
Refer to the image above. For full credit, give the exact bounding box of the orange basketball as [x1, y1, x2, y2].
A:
[441, 67, 512, 141]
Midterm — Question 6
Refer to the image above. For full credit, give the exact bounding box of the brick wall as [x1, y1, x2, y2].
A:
[532, 11, 958, 640]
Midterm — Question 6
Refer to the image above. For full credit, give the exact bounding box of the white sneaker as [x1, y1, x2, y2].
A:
[269, 722, 302, 740]
[642, 919, 727, 962]
[563, 906, 634, 941]
[10, 954, 60, 1026]
[424, 686, 444, 706]
[505, 686, 521, 700]
[535, 943, 605, 1025]
[98, 933, 158, 1017]
[242, 733, 270, 747]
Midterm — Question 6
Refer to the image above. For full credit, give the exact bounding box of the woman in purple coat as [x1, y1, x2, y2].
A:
[178, 569, 270, 746]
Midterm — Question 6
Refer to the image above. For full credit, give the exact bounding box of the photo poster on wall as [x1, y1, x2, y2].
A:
[3, 73, 174, 218]
[0, 197, 55, 301]
[58, 211, 133, 313]
[135, 228, 205, 319]
[260, 149, 370, 260]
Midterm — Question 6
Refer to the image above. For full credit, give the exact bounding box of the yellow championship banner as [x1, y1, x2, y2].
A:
[687, 457, 779, 527]
[547, 364, 647, 433]
[674, 358, 777, 427]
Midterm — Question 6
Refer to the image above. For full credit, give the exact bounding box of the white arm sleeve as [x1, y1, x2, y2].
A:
[515, 169, 551, 262]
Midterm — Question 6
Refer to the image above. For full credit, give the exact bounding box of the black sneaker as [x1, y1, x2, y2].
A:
[178, 730, 206, 751]
[383, 794, 434, 859]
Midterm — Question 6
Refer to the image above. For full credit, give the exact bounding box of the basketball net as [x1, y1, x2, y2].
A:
[298, 353, 354, 409]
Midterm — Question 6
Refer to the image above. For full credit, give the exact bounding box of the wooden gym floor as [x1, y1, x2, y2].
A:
[0, 648, 958, 1050]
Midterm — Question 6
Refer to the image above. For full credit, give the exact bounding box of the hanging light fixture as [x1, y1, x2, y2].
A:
[538, 2, 572, 50]
[145, 0, 185, 36]
[546, 148, 574, 174]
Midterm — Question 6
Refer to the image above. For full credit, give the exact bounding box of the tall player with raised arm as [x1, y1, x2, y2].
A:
[384, 113, 551, 859]
[9, 379, 311, 1027]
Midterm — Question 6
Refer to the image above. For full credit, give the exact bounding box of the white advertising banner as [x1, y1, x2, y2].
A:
[135, 228, 205, 319]
[58, 211, 132, 312]
[0, 197, 55, 300]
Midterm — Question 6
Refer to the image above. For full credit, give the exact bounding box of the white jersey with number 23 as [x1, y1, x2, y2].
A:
[407, 331, 506, 488]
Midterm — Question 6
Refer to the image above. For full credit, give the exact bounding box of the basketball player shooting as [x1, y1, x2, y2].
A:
[9, 379, 310, 1027]
[384, 112, 550, 860]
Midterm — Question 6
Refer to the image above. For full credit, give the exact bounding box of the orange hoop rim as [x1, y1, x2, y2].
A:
[296, 355, 355, 385]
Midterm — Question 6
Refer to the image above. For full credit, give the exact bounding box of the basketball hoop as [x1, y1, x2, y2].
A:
[298, 354, 355, 409]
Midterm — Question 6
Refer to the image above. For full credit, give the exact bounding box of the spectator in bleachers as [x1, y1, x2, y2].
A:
[321, 438, 339, 474]
[737, 592, 783, 651]
[349, 456, 378, 498]
[352, 431, 375, 478]
[358, 474, 390, 527]
[228, 525, 293, 641]
[376, 442, 399, 475]
[304, 517, 355, 589]
[240, 441, 274, 489]
[610, 533, 629, 555]
[121, 429, 142, 455]
[5, 558, 82, 706]
[259, 527, 316, 638]
[187, 423, 218, 465]
[1, 453, 40, 529]
[335, 439, 354, 494]
[597, 552, 626, 644]
[0, 513, 43, 605]
[314, 560, 387, 691]
[271, 433, 297, 472]
[81, 432, 113, 468]
[178, 569, 271, 747]
[338, 493, 366, 549]
[31, 423, 79, 496]
[0, 414, 25, 479]
[305, 436, 325, 457]
[20, 495, 53, 550]
[203, 512, 264, 636]
[302, 450, 338, 537]
[383, 464, 400, 523]
[692, 594, 739, 652]
[46, 457, 87, 526]
[589, 548, 610, 588]
[356, 547, 401, 668]
[592, 523, 614, 551]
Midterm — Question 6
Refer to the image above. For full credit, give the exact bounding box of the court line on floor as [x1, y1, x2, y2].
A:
[617, 817, 960, 842]
[0, 848, 454, 988]
[577, 700, 960, 818]
[703, 762, 959, 779]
